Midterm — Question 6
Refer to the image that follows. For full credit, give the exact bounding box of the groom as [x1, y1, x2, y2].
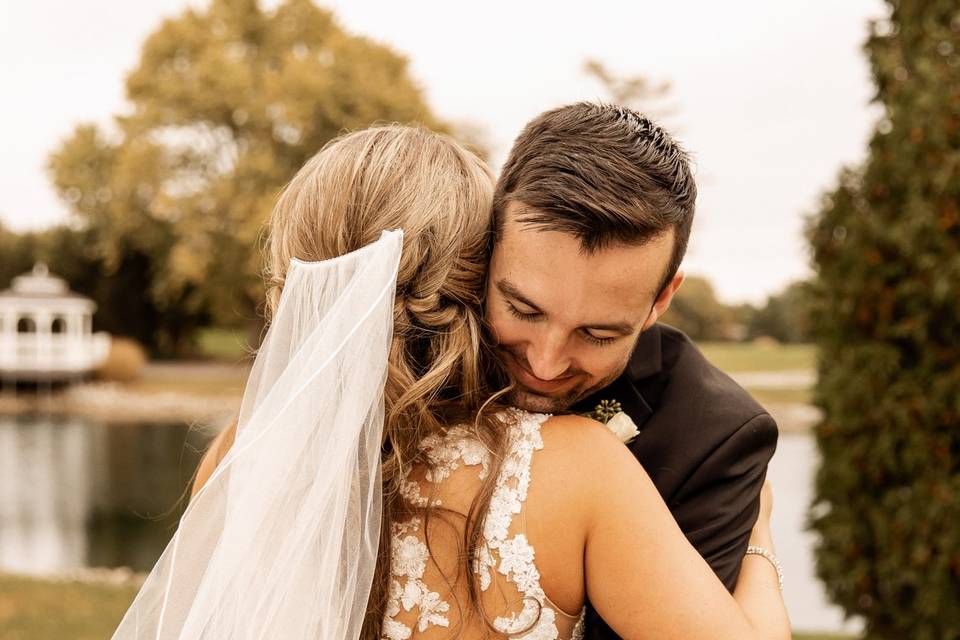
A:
[485, 102, 778, 638]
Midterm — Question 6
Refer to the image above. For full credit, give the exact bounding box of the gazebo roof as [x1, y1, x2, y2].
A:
[0, 263, 91, 303]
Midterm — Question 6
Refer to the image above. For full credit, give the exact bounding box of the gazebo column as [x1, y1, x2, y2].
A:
[62, 312, 74, 368]
[68, 311, 84, 366]
[69, 312, 82, 337]
[0, 311, 11, 370]
[36, 310, 52, 370]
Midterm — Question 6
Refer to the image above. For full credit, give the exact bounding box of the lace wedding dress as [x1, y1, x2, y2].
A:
[382, 408, 586, 640]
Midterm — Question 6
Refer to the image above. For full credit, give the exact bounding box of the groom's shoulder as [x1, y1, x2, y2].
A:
[625, 325, 778, 498]
[640, 324, 773, 433]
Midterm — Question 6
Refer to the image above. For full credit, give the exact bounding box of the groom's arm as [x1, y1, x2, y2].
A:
[670, 412, 778, 591]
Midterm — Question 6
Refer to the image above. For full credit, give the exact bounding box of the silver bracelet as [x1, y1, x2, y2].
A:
[745, 545, 783, 591]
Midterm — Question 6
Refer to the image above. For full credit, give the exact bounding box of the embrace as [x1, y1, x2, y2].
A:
[113, 103, 791, 639]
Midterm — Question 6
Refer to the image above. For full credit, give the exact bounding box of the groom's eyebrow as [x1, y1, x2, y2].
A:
[496, 279, 634, 335]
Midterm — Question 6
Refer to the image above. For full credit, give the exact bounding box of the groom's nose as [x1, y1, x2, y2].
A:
[526, 333, 572, 381]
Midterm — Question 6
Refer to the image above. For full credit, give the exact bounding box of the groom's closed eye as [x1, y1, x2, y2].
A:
[503, 300, 622, 347]
[496, 279, 634, 346]
[506, 300, 543, 320]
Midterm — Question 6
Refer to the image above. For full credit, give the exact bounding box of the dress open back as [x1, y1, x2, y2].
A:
[382, 409, 586, 640]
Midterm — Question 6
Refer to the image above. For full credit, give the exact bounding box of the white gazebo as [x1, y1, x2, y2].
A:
[0, 263, 110, 382]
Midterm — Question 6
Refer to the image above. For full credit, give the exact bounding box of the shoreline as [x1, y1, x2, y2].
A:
[1, 567, 147, 588]
[0, 382, 240, 427]
[0, 360, 819, 432]
[0, 383, 819, 433]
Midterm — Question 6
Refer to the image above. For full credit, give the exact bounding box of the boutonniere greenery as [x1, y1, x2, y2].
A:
[582, 399, 640, 444]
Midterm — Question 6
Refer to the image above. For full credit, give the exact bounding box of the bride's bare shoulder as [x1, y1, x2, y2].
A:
[539, 413, 633, 461]
[533, 413, 640, 495]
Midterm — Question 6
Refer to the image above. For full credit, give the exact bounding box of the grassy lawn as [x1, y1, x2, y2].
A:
[197, 328, 821, 375]
[197, 327, 252, 362]
[794, 635, 855, 640]
[0, 574, 138, 640]
[127, 356, 251, 397]
[748, 386, 813, 405]
[195, 329, 820, 377]
[129, 373, 248, 397]
[700, 341, 817, 373]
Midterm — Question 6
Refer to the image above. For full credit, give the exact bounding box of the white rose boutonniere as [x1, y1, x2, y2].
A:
[582, 399, 640, 444]
[605, 411, 640, 444]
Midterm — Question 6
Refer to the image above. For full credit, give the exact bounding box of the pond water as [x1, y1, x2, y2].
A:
[0, 413, 860, 634]
[0, 414, 211, 574]
[767, 432, 863, 635]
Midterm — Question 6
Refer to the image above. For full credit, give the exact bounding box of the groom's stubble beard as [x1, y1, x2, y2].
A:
[496, 344, 632, 414]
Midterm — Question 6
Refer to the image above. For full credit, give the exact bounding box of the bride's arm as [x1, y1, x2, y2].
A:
[556, 415, 790, 640]
[732, 481, 787, 632]
[190, 418, 238, 498]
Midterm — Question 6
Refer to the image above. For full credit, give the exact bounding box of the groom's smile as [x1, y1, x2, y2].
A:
[500, 346, 582, 395]
[486, 203, 685, 414]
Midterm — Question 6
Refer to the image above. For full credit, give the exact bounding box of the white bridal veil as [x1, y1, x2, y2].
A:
[113, 230, 403, 639]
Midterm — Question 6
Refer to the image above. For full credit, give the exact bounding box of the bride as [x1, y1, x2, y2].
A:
[113, 125, 790, 639]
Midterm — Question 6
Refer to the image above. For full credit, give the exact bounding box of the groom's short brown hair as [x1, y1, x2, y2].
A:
[493, 102, 697, 292]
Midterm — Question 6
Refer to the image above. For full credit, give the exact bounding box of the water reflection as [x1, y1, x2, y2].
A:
[0, 413, 211, 574]
[769, 433, 862, 635]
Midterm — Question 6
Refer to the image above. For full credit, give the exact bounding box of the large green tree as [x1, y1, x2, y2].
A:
[48, 0, 444, 355]
[807, 2, 960, 637]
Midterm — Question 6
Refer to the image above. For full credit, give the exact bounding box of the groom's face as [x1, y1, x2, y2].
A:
[486, 203, 683, 413]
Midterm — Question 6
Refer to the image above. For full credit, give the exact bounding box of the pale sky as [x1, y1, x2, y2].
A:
[0, 0, 886, 303]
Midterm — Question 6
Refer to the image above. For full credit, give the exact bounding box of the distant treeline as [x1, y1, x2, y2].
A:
[661, 275, 812, 344]
[2, 222, 810, 354]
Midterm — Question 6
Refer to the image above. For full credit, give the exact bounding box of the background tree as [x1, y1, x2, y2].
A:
[47, 0, 444, 355]
[0, 224, 170, 347]
[807, 2, 960, 637]
[746, 280, 813, 343]
[0, 223, 35, 287]
[660, 275, 735, 340]
[582, 58, 675, 120]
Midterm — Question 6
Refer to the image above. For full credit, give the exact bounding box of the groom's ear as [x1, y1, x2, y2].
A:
[642, 271, 685, 331]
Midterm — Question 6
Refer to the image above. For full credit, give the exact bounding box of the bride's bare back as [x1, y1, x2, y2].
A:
[383, 409, 586, 639]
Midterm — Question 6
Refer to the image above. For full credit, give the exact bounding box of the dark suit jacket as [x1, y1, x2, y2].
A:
[572, 323, 779, 640]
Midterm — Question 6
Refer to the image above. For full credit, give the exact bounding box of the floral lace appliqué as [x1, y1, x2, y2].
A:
[383, 518, 451, 639]
[420, 425, 491, 483]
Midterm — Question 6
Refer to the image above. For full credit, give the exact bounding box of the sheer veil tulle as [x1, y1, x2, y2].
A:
[112, 230, 403, 639]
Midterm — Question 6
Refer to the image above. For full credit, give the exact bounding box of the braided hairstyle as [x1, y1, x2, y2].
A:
[264, 125, 509, 638]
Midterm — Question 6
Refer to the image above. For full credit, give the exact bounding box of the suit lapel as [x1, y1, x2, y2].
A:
[620, 324, 662, 429]
[628, 324, 662, 381]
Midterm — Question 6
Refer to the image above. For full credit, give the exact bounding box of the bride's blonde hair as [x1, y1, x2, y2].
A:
[265, 125, 509, 638]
